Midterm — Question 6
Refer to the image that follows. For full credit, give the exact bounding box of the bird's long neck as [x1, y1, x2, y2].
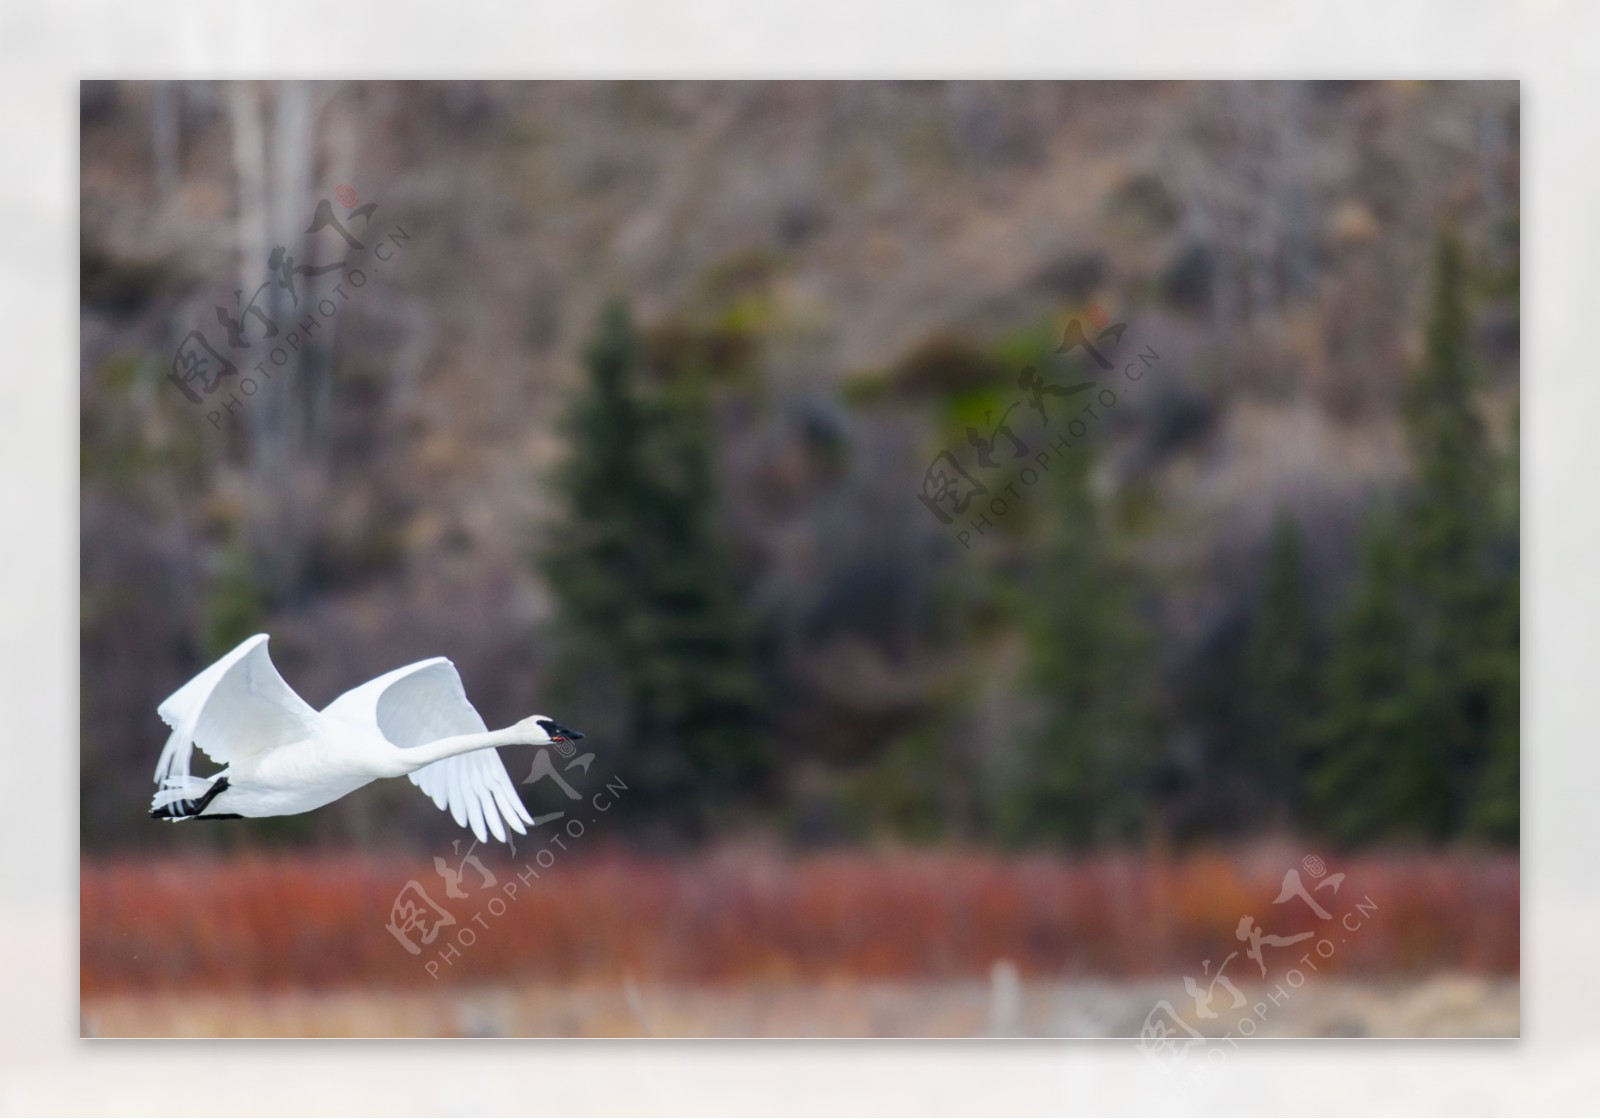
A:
[399, 727, 524, 771]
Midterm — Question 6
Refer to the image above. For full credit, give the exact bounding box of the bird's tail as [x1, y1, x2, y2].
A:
[149, 775, 215, 820]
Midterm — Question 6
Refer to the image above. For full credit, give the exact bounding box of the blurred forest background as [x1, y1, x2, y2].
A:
[79, 81, 1518, 1035]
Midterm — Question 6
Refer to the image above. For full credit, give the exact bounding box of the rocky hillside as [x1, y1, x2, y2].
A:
[79, 81, 1519, 849]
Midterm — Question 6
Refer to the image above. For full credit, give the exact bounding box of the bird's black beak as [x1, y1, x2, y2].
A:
[547, 721, 585, 743]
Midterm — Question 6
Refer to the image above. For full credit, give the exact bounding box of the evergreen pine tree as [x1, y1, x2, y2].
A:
[1311, 232, 1518, 843]
[1004, 450, 1159, 848]
[1240, 512, 1320, 823]
[540, 301, 768, 836]
[1399, 232, 1510, 837]
[1469, 398, 1520, 843]
[1310, 513, 1447, 840]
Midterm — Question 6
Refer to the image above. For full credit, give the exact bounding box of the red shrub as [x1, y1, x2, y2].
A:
[80, 845, 1518, 995]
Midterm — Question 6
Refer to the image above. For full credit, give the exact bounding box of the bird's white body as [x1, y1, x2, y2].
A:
[203, 733, 394, 818]
[149, 634, 584, 843]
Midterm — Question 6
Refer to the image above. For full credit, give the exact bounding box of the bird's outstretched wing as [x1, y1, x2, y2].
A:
[322, 658, 533, 844]
[153, 633, 321, 789]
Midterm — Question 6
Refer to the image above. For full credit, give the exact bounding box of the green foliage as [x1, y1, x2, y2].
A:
[1310, 233, 1519, 845]
[1002, 449, 1162, 848]
[1469, 565, 1520, 843]
[1471, 396, 1520, 843]
[846, 721, 958, 844]
[203, 527, 266, 661]
[1240, 513, 1322, 822]
[540, 300, 770, 836]
[1309, 512, 1450, 839]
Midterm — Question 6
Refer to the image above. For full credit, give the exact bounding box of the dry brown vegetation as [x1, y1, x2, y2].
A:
[82, 847, 1517, 996]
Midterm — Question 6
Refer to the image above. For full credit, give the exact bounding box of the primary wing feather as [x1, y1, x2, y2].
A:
[323, 658, 531, 843]
[153, 634, 320, 789]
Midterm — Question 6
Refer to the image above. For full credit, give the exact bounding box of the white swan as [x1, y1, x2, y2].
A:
[148, 634, 584, 843]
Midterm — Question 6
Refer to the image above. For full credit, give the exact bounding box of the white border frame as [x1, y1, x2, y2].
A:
[7, 1, 1596, 1113]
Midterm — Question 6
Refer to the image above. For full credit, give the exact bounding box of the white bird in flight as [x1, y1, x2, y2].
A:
[149, 634, 584, 843]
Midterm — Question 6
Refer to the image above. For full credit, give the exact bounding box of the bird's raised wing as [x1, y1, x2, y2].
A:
[322, 658, 532, 844]
[153, 633, 321, 788]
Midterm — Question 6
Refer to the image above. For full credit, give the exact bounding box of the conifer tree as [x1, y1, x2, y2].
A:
[1469, 398, 1520, 843]
[1310, 513, 1447, 839]
[1240, 512, 1320, 822]
[540, 301, 768, 835]
[1311, 232, 1518, 843]
[1004, 449, 1159, 847]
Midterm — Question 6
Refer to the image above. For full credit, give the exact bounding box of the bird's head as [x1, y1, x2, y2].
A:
[513, 715, 586, 746]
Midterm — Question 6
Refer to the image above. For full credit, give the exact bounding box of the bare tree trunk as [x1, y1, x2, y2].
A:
[269, 80, 317, 596]
[1228, 82, 1278, 330]
[1475, 82, 1512, 269]
[1168, 87, 1237, 337]
[1272, 81, 1317, 303]
[227, 80, 336, 601]
[227, 77, 271, 473]
[151, 81, 180, 199]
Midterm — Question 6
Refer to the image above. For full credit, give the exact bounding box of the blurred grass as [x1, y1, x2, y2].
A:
[82, 975, 1519, 1038]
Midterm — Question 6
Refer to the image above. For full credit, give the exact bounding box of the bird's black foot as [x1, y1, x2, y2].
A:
[150, 776, 232, 820]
